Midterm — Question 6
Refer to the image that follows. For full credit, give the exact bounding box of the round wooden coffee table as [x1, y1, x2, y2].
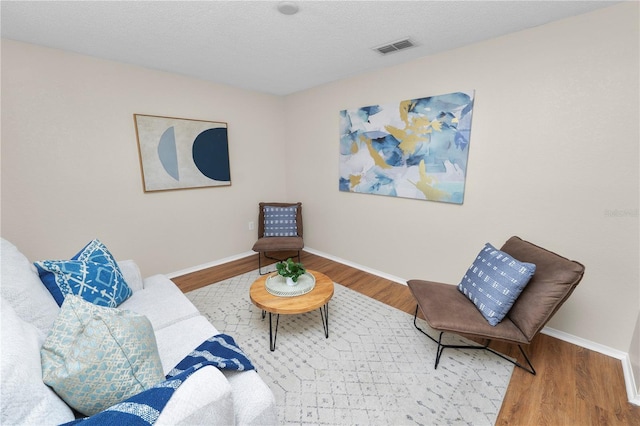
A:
[250, 270, 334, 351]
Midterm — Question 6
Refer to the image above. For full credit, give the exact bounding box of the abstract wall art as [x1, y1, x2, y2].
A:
[339, 91, 474, 204]
[134, 114, 230, 192]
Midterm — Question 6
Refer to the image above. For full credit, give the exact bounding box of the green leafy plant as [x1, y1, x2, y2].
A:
[276, 258, 306, 282]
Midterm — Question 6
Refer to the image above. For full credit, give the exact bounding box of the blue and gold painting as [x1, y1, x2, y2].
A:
[339, 91, 474, 204]
[135, 114, 230, 192]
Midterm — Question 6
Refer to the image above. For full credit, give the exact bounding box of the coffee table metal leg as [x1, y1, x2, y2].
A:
[265, 304, 329, 351]
[269, 312, 280, 351]
[319, 303, 329, 338]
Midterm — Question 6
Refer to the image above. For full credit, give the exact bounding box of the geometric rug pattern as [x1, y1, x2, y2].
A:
[187, 269, 513, 425]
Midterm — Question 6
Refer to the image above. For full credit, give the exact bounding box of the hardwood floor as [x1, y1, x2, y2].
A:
[172, 251, 640, 425]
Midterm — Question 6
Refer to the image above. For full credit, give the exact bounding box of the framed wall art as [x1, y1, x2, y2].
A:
[339, 91, 474, 204]
[134, 114, 230, 192]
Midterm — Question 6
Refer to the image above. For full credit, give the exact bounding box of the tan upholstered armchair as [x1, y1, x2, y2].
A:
[408, 236, 585, 375]
[251, 202, 304, 275]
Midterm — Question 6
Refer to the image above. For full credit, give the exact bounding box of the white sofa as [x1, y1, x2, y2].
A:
[0, 238, 277, 425]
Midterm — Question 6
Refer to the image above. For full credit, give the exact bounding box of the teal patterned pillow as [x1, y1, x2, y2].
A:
[41, 295, 164, 416]
[263, 206, 298, 237]
[34, 239, 132, 307]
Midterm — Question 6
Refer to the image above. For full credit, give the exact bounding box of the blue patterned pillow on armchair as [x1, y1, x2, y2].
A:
[263, 206, 298, 237]
[34, 239, 132, 307]
[458, 243, 536, 326]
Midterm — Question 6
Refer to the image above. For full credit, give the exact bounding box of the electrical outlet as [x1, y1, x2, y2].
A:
[248, 221, 255, 230]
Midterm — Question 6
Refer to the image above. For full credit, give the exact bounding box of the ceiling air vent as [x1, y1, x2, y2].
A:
[373, 38, 415, 55]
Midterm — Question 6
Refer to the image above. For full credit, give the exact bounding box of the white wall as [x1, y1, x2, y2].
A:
[1, 40, 288, 276]
[284, 3, 639, 352]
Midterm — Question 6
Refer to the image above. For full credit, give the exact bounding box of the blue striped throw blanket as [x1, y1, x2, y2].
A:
[63, 334, 254, 425]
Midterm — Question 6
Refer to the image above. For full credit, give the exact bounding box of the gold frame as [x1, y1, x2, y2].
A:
[134, 114, 231, 192]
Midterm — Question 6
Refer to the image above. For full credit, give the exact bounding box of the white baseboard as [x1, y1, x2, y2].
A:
[302, 247, 408, 285]
[624, 357, 640, 406]
[165, 250, 255, 279]
[169, 246, 639, 405]
[167, 247, 407, 284]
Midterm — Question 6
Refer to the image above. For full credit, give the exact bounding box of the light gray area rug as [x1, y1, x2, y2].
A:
[186, 270, 513, 425]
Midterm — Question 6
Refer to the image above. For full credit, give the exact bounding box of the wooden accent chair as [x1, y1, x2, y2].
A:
[251, 202, 304, 275]
[407, 236, 585, 375]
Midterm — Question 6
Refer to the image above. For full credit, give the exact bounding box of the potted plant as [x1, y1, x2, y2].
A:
[276, 258, 306, 286]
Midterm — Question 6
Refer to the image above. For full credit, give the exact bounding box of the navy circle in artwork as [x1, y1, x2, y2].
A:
[192, 128, 230, 182]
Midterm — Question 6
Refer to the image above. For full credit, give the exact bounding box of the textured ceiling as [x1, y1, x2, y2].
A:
[1, 1, 619, 95]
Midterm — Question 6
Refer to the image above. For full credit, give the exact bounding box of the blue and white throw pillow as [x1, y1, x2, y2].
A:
[35, 239, 132, 308]
[458, 243, 536, 326]
[263, 206, 298, 237]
